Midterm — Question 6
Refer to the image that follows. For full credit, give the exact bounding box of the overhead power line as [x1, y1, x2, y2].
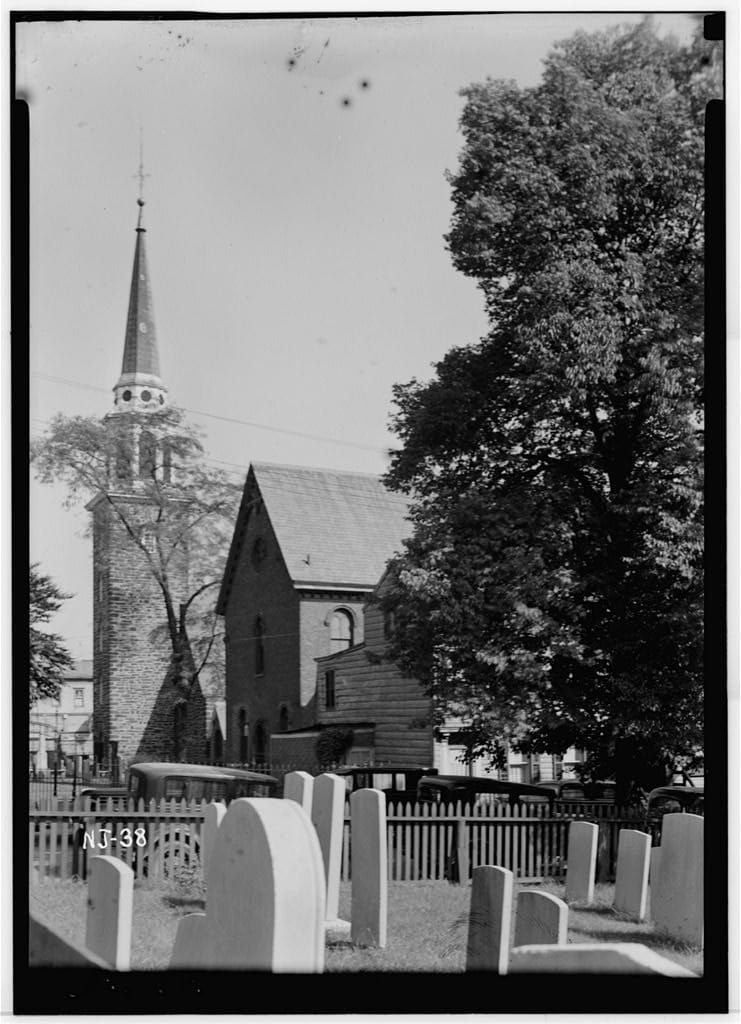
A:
[31, 372, 399, 455]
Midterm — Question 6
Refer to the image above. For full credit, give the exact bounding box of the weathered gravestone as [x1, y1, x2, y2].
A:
[650, 813, 703, 947]
[613, 829, 651, 921]
[465, 865, 513, 973]
[203, 797, 326, 971]
[514, 890, 568, 947]
[30, 913, 109, 968]
[350, 788, 387, 948]
[170, 912, 207, 969]
[509, 942, 697, 976]
[201, 801, 226, 887]
[85, 855, 134, 970]
[284, 770, 314, 815]
[311, 773, 347, 929]
[565, 821, 598, 904]
[649, 846, 662, 894]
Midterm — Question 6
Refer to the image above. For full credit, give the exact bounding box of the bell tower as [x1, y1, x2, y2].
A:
[112, 194, 168, 413]
[90, 172, 200, 774]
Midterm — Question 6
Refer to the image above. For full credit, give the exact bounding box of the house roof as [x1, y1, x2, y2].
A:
[217, 462, 411, 612]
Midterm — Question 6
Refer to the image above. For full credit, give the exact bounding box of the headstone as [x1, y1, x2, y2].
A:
[650, 813, 703, 947]
[85, 855, 134, 970]
[465, 865, 513, 973]
[201, 801, 226, 887]
[613, 829, 651, 921]
[311, 773, 346, 923]
[509, 942, 697, 976]
[204, 797, 325, 972]
[350, 788, 387, 947]
[30, 913, 109, 968]
[170, 912, 207, 969]
[514, 890, 567, 947]
[649, 846, 662, 890]
[284, 771, 314, 815]
[565, 820, 598, 904]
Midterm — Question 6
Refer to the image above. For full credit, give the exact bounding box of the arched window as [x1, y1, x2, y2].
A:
[279, 705, 289, 732]
[255, 722, 268, 766]
[329, 609, 354, 653]
[173, 701, 187, 761]
[238, 708, 248, 763]
[139, 430, 157, 480]
[254, 616, 265, 675]
[115, 439, 133, 482]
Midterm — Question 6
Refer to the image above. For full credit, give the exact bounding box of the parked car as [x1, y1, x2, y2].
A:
[333, 765, 437, 803]
[124, 762, 279, 804]
[76, 763, 279, 878]
[416, 774, 556, 810]
[520, 779, 618, 805]
[644, 785, 704, 846]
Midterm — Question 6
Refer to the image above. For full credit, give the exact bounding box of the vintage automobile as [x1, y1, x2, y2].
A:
[76, 762, 279, 877]
[416, 774, 556, 810]
[520, 779, 619, 805]
[644, 784, 704, 845]
[332, 765, 437, 804]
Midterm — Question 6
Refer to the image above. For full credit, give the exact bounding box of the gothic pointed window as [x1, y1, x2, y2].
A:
[255, 616, 265, 676]
[329, 609, 354, 653]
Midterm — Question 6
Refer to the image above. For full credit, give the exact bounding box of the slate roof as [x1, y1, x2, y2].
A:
[117, 203, 164, 387]
[217, 462, 411, 611]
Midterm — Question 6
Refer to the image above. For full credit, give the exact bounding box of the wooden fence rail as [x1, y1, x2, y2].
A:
[30, 798, 644, 886]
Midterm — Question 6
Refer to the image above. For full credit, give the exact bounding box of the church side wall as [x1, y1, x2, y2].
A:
[316, 598, 433, 768]
[223, 501, 300, 763]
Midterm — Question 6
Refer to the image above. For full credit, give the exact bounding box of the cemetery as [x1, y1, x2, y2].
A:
[29, 771, 704, 976]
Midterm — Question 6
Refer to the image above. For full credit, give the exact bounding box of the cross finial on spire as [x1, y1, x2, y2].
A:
[134, 124, 150, 220]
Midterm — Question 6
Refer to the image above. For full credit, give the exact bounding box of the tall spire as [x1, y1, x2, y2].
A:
[113, 140, 168, 413]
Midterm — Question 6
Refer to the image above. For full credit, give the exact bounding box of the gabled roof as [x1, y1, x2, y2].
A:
[217, 462, 411, 613]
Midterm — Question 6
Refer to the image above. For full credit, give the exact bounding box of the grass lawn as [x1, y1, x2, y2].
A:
[30, 876, 703, 975]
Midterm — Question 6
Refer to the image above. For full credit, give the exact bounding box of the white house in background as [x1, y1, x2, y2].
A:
[29, 659, 94, 774]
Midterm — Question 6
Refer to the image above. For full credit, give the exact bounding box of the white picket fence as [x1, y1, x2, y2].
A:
[29, 797, 643, 885]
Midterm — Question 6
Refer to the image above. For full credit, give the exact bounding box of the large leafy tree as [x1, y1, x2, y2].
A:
[32, 405, 239, 698]
[29, 564, 74, 704]
[384, 19, 717, 794]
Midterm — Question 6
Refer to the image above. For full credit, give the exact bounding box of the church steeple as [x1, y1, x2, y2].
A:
[113, 163, 168, 412]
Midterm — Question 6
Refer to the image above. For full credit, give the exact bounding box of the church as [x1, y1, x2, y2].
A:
[90, 187, 581, 783]
[89, 192, 210, 770]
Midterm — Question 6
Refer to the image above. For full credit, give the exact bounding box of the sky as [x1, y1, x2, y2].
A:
[17, 10, 702, 661]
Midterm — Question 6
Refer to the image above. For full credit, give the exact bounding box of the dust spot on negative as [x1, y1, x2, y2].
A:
[359, 78, 371, 90]
[341, 96, 352, 108]
[287, 57, 297, 70]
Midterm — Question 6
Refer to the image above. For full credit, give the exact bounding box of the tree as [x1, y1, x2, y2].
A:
[30, 563, 74, 704]
[383, 19, 717, 796]
[31, 405, 240, 697]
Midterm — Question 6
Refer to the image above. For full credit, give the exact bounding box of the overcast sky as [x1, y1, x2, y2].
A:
[18, 10, 701, 660]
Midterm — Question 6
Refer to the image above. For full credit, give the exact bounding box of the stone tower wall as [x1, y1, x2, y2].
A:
[92, 495, 206, 767]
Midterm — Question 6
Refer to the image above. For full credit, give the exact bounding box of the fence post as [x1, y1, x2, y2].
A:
[446, 815, 469, 884]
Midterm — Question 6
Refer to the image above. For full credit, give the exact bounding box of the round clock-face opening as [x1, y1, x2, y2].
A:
[122, 390, 132, 401]
[139, 321, 148, 334]
[141, 390, 152, 402]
